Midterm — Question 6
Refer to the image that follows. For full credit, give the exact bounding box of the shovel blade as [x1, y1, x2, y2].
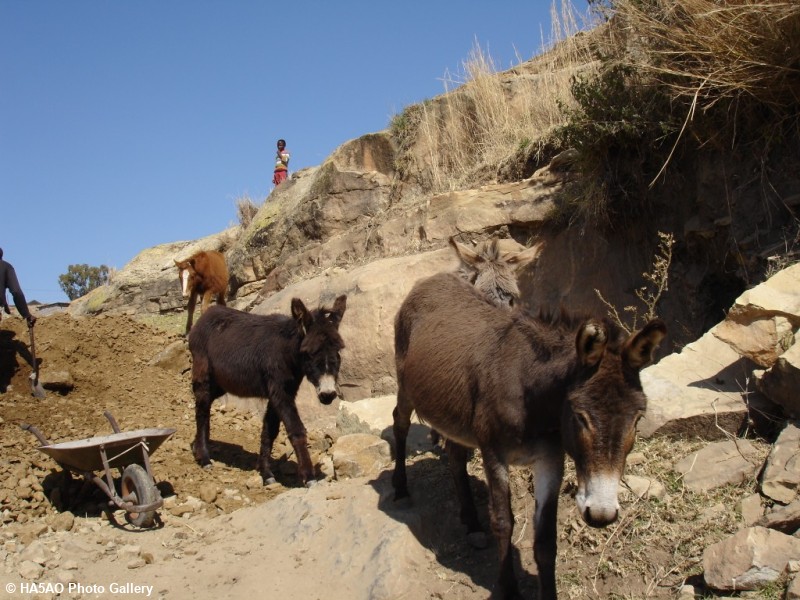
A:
[29, 373, 45, 399]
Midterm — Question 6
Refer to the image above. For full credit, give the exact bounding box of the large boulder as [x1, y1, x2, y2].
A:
[703, 526, 800, 592]
[251, 248, 458, 402]
[640, 264, 800, 439]
[639, 329, 761, 439]
[227, 134, 398, 301]
[757, 342, 800, 418]
[68, 229, 239, 317]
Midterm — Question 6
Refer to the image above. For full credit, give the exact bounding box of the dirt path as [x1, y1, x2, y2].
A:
[0, 312, 509, 600]
[0, 312, 732, 599]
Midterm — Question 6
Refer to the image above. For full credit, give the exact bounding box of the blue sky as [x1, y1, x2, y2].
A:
[1, 1, 589, 304]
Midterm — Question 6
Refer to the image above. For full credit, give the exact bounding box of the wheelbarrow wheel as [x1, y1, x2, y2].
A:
[120, 464, 158, 528]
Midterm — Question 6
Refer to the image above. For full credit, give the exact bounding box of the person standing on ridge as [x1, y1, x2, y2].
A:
[0, 248, 36, 327]
[273, 139, 290, 186]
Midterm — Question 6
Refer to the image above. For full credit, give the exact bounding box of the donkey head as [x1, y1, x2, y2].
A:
[562, 318, 667, 528]
[291, 295, 347, 405]
[450, 237, 543, 309]
[174, 258, 196, 298]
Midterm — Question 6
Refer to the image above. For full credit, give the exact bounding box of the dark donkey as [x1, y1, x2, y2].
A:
[392, 273, 665, 600]
[188, 295, 347, 486]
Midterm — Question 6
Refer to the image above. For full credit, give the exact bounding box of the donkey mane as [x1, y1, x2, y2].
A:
[523, 305, 628, 351]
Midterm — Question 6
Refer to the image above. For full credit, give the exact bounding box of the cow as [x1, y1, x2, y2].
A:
[174, 250, 228, 335]
[188, 296, 347, 487]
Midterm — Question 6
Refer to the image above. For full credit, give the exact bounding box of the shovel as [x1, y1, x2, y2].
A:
[28, 323, 45, 399]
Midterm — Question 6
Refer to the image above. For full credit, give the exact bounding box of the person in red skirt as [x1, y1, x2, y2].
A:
[272, 139, 290, 185]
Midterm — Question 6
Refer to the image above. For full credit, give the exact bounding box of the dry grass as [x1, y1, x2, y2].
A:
[616, 0, 800, 115]
[545, 0, 800, 230]
[236, 195, 260, 229]
[397, 0, 598, 193]
[611, 0, 800, 186]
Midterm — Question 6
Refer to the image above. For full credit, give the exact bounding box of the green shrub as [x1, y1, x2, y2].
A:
[554, 63, 681, 227]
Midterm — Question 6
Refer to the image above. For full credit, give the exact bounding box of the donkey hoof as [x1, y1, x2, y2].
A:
[304, 479, 318, 488]
[467, 531, 489, 549]
[263, 477, 277, 486]
[201, 461, 213, 470]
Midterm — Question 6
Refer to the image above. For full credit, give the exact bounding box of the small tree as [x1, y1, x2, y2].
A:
[58, 264, 110, 300]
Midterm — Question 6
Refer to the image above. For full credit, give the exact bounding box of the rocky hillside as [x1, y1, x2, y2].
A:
[16, 3, 797, 597]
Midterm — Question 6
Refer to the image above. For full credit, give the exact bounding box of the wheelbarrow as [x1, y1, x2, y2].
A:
[20, 411, 176, 528]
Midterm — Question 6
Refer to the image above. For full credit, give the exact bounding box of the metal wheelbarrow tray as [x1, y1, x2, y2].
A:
[21, 411, 176, 528]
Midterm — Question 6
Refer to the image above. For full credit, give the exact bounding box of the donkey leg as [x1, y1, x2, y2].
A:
[185, 293, 198, 336]
[216, 291, 226, 307]
[391, 385, 413, 501]
[257, 402, 281, 484]
[482, 448, 519, 599]
[445, 440, 487, 548]
[191, 378, 213, 467]
[201, 290, 213, 314]
[532, 438, 565, 600]
[267, 397, 315, 486]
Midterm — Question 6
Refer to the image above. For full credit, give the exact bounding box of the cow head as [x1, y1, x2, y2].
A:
[174, 258, 196, 298]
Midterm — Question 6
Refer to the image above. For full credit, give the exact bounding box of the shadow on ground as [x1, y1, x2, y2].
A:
[370, 439, 539, 599]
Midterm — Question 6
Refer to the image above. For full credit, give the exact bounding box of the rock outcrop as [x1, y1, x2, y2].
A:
[641, 263, 800, 440]
[68, 228, 239, 317]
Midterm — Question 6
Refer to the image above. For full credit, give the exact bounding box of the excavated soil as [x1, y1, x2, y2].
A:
[0, 312, 314, 519]
[0, 311, 767, 599]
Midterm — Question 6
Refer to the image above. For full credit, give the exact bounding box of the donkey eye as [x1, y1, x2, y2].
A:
[575, 411, 591, 431]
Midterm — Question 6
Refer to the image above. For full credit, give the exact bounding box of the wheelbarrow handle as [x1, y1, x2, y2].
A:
[103, 411, 122, 434]
[20, 422, 50, 446]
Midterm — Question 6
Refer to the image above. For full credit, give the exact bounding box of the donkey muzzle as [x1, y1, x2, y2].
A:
[316, 374, 338, 405]
[576, 473, 621, 528]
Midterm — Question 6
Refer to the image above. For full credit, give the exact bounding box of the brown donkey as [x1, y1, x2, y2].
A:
[392, 273, 665, 600]
[427, 237, 544, 447]
[189, 296, 346, 486]
[450, 237, 543, 309]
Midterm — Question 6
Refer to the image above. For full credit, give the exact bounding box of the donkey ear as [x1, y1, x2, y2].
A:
[329, 295, 347, 327]
[450, 237, 482, 267]
[291, 298, 313, 334]
[505, 241, 544, 271]
[624, 319, 667, 369]
[576, 320, 608, 367]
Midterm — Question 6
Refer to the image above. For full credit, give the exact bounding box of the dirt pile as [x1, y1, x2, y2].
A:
[0, 312, 316, 527]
